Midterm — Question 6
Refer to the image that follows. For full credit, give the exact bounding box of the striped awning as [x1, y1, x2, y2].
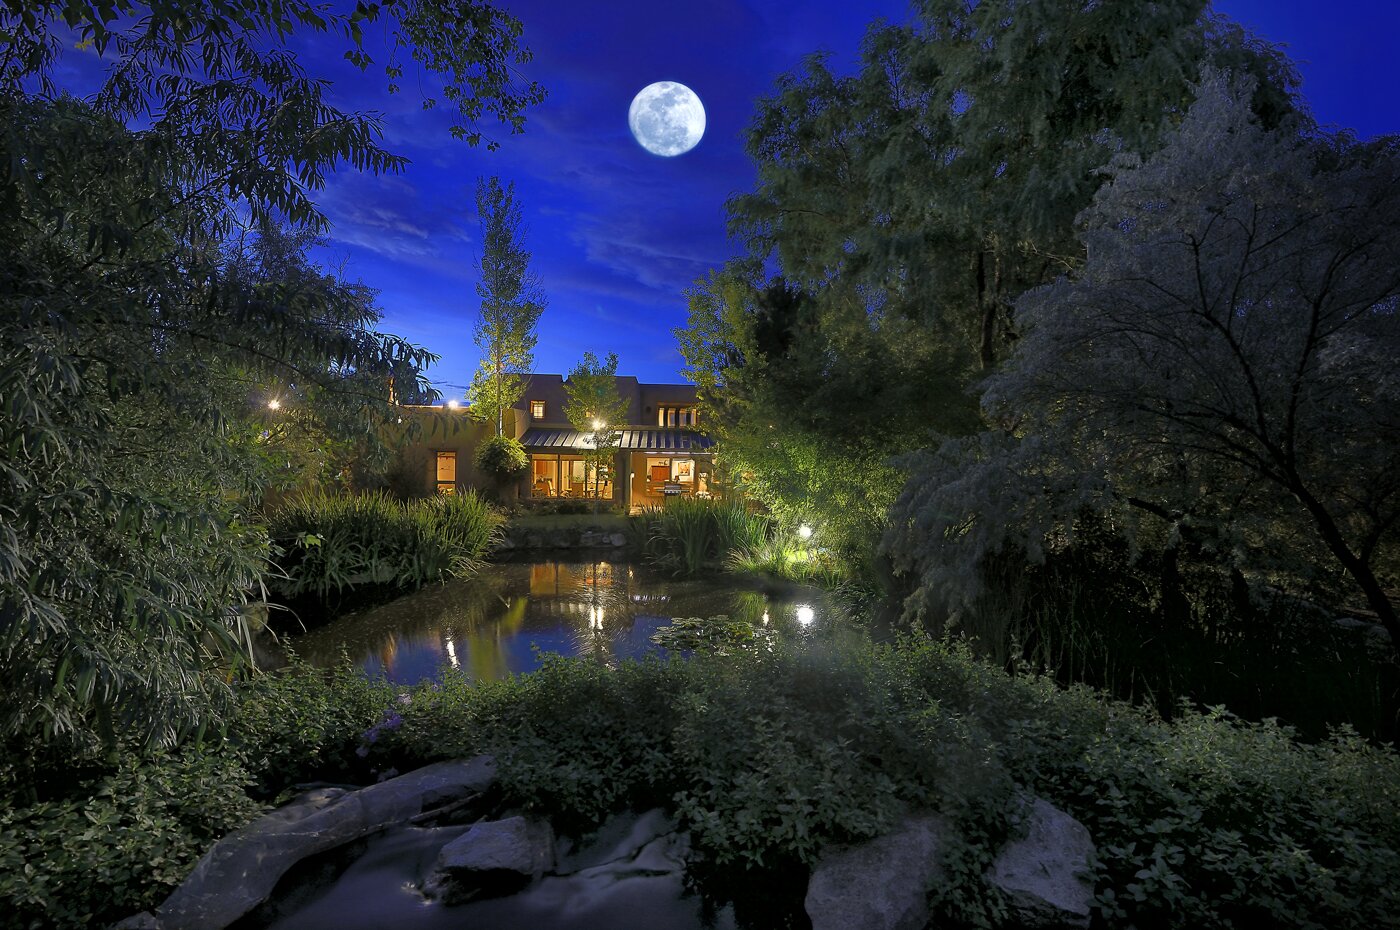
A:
[519, 428, 714, 454]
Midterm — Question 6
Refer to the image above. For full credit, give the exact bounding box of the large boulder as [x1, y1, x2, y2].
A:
[141, 757, 496, 930]
[986, 798, 1095, 929]
[425, 815, 555, 902]
[805, 814, 949, 930]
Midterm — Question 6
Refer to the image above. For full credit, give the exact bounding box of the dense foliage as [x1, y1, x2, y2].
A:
[680, 0, 1298, 566]
[0, 0, 542, 757]
[474, 433, 531, 486]
[267, 490, 501, 604]
[5, 635, 1396, 929]
[0, 663, 394, 930]
[375, 640, 1398, 929]
[888, 75, 1400, 645]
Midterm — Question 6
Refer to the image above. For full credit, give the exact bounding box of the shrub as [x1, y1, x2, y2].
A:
[0, 751, 264, 930]
[0, 659, 400, 930]
[474, 434, 529, 484]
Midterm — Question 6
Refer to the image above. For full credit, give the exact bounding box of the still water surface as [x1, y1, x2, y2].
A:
[265, 557, 833, 684]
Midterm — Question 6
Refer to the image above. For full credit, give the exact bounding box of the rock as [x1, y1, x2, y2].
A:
[151, 757, 495, 930]
[556, 808, 679, 875]
[609, 533, 627, 547]
[524, 810, 693, 920]
[1333, 616, 1391, 639]
[108, 912, 162, 930]
[805, 814, 948, 930]
[426, 815, 554, 902]
[987, 798, 1095, 929]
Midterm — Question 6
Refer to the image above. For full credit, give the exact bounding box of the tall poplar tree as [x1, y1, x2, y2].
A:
[468, 176, 547, 435]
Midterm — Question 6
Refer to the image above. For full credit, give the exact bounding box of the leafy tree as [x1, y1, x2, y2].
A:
[466, 176, 547, 435]
[887, 74, 1400, 645]
[684, 0, 1300, 568]
[0, 1, 544, 756]
[4, 1, 545, 157]
[563, 352, 629, 507]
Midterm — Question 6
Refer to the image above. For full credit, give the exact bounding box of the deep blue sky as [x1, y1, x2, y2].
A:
[52, 1, 1400, 393]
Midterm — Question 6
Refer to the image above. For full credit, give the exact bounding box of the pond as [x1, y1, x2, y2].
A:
[259, 556, 837, 684]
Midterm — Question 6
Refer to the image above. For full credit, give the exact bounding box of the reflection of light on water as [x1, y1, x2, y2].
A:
[589, 606, 605, 629]
[444, 636, 460, 669]
[762, 611, 770, 626]
[796, 605, 815, 626]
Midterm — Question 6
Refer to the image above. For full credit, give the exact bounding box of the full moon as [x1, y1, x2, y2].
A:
[628, 81, 705, 157]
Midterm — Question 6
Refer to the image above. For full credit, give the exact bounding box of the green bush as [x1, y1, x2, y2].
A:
[228, 659, 396, 794]
[474, 434, 529, 483]
[0, 752, 264, 930]
[381, 638, 1400, 929]
[266, 489, 501, 601]
[0, 660, 401, 930]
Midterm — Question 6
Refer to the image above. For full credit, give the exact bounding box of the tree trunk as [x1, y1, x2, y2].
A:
[1291, 481, 1400, 649]
[977, 249, 996, 370]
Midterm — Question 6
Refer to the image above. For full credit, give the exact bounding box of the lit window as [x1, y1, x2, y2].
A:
[531, 400, 545, 419]
[436, 451, 457, 494]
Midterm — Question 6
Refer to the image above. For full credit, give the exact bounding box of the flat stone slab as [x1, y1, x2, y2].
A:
[148, 757, 495, 930]
[805, 814, 948, 930]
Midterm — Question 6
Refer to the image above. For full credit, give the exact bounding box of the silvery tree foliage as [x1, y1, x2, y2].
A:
[887, 73, 1400, 641]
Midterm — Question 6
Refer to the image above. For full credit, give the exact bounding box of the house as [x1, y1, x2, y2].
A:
[391, 374, 717, 510]
[513, 374, 716, 510]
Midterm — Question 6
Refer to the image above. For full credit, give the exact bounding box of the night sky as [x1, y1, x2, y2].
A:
[54, 1, 1400, 394]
